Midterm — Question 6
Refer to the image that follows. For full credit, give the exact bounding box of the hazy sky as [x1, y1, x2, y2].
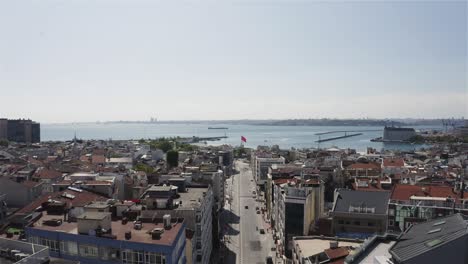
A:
[0, 0, 466, 123]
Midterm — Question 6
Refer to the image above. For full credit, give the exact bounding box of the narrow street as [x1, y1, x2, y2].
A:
[221, 160, 276, 264]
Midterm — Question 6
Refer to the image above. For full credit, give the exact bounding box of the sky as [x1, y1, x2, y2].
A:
[0, 0, 466, 123]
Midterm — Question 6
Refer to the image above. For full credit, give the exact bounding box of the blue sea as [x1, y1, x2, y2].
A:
[41, 123, 439, 152]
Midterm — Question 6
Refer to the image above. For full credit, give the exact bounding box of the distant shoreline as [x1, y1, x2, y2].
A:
[42, 118, 452, 127]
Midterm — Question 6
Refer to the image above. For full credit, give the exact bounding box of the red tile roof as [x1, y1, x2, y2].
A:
[92, 155, 106, 164]
[383, 158, 405, 167]
[34, 168, 62, 179]
[16, 189, 107, 215]
[22, 180, 41, 189]
[390, 184, 468, 202]
[325, 247, 350, 260]
[80, 155, 90, 163]
[348, 162, 381, 170]
[93, 149, 107, 155]
[273, 178, 299, 185]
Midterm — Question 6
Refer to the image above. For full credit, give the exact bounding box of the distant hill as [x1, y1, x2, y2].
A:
[247, 119, 406, 127]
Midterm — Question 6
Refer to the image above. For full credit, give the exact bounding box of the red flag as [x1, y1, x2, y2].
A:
[241, 136, 247, 143]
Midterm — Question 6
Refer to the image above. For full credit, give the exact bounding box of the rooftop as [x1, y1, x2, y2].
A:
[77, 212, 110, 220]
[32, 211, 183, 246]
[390, 214, 468, 263]
[390, 184, 468, 203]
[293, 236, 361, 260]
[333, 189, 390, 215]
[16, 189, 107, 215]
[383, 158, 405, 167]
[175, 187, 209, 209]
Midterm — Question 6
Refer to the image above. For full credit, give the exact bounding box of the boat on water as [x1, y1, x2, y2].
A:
[208, 127, 228, 129]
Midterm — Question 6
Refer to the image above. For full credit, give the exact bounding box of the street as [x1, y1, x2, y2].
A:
[221, 160, 276, 264]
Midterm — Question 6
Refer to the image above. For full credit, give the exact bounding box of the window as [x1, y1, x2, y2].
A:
[388, 220, 394, 227]
[79, 244, 98, 258]
[100, 246, 119, 260]
[60, 241, 78, 256]
[39, 237, 59, 252]
[388, 208, 395, 216]
[338, 220, 344, 224]
[368, 222, 374, 227]
[122, 250, 145, 264]
[144, 252, 166, 264]
[353, 221, 360, 226]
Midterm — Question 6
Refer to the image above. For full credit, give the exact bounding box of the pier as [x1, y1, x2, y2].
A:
[315, 129, 381, 136]
[178, 136, 228, 143]
[316, 133, 363, 142]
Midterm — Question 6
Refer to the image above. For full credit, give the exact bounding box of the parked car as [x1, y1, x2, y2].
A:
[245, 205, 248, 209]
[259, 228, 265, 234]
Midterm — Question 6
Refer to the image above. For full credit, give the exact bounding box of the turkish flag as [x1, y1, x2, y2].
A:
[241, 136, 247, 143]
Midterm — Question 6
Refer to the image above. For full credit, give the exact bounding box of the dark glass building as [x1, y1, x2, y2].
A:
[0, 118, 40, 143]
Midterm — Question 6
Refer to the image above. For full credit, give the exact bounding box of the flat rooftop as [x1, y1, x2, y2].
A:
[358, 240, 395, 263]
[33, 212, 183, 246]
[294, 238, 361, 258]
[174, 187, 209, 209]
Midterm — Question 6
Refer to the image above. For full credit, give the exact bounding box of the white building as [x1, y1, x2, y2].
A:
[254, 156, 285, 187]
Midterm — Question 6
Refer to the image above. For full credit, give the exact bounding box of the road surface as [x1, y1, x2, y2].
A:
[222, 160, 276, 264]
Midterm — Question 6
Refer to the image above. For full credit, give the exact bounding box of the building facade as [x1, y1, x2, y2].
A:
[273, 179, 325, 257]
[26, 213, 187, 264]
[0, 118, 40, 143]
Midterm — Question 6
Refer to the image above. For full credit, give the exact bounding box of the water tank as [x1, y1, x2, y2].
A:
[163, 214, 171, 229]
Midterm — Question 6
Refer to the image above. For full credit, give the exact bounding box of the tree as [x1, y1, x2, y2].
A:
[166, 150, 179, 168]
[0, 139, 8, 147]
[178, 143, 198, 152]
[133, 163, 154, 174]
[150, 138, 173, 153]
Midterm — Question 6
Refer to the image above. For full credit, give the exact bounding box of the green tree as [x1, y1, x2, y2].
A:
[150, 139, 173, 152]
[178, 144, 198, 152]
[0, 139, 8, 147]
[134, 163, 154, 174]
[166, 150, 179, 167]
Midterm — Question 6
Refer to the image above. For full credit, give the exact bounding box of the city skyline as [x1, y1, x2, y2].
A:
[1, 1, 466, 123]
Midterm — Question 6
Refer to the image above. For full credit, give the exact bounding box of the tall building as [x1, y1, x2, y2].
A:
[0, 118, 40, 143]
[272, 178, 325, 257]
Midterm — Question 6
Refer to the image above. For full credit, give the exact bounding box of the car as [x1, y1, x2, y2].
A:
[245, 205, 248, 209]
[256, 210, 260, 214]
[266, 256, 273, 264]
[256, 206, 259, 210]
[252, 191, 256, 194]
[259, 228, 265, 234]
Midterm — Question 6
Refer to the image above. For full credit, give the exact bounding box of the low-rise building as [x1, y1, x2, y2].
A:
[140, 185, 214, 264]
[331, 189, 390, 238]
[291, 236, 362, 264]
[389, 213, 468, 264]
[387, 184, 468, 232]
[26, 211, 186, 264]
